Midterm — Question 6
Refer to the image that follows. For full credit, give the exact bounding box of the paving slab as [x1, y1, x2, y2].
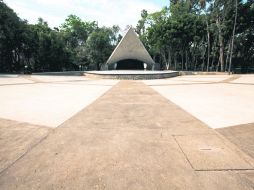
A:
[197, 171, 254, 190]
[0, 128, 203, 190]
[145, 75, 254, 128]
[30, 75, 89, 82]
[0, 80, 253, 189]
[61, 81, 213, 135]
[231, 75, 254, 84]
[0, 75, 33, 85]
[144, 75, 231, 86]
[217, 123, 254, 158]
[0, 78, 118, 127]
[238, 171, 254, 186]
[175, 134, 253, 170]
[0, 119, 50, 173]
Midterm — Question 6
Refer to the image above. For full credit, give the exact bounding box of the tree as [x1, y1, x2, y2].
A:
[0, 0, 25, 72]
[86, 26, 120, 70]
[228, 0, 239, 73]
[60, 15, 97, 48]
[1, 0, 253, 73]
[60, 15, 97, 68]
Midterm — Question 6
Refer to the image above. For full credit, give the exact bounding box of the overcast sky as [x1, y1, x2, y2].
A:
[5, 0, 169, 30]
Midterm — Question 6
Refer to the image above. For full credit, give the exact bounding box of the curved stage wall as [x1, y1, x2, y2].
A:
[85, 70, 179, 80]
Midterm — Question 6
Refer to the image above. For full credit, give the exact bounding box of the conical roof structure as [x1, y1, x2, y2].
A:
[106, 27, 155, 68]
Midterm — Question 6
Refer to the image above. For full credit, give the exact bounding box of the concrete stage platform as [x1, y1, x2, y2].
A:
[86, 70, 179, 80]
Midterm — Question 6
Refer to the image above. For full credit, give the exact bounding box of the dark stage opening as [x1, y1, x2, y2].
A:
[116, 59, 144, 70]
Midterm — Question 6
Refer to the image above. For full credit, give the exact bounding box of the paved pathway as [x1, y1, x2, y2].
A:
[0, 81, 254, 189]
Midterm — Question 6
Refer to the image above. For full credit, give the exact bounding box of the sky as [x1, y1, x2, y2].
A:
[4, 0, 169, 30]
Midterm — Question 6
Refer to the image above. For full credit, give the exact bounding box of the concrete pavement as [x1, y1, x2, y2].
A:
[0, 80, 254, 189]
[0, 76, 118, 127]
[144, 75, 254, 128]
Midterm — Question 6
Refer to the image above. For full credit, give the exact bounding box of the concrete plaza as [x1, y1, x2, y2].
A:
[0, 74, 254, 189]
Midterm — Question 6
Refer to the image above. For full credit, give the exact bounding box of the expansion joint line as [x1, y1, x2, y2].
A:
[0, 131, 51, 177]
[172, 135, 195, 170]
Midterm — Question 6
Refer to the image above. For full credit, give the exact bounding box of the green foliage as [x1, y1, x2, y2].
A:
[136, 0, 254, 72]
[86, 26, 120, 70]
[60, 15, 97, 48]
[0, 0, 253, 73]
[0, 1, 24, 72]
[0, 2, 120, 73]
[59, 15, 98, 69]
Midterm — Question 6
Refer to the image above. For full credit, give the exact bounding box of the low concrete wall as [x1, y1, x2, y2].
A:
[86, 71, 179, 80]
[33, 71, 85, 76]
[31, 70, 230, 79]
[179, 71, 229, 75]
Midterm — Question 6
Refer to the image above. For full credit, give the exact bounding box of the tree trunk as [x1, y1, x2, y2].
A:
[159, 52, 162, 70]
[161, 50, 168, 70]
[194, 57, 197, 71]
[216, 16, 224, 72]
[228, 0, 238, 74]
[167, 48, 171, 70]
[181, 50, 184, 70]
[97, 63, 100, 71]
[174, 53, 177, 70]
[211, 35, 218, 72]
[206, 19, 210, 72]
[211, 57, 214, 71]
[216, 59, 220, 72]
[225, 40, 231, 72]
[202, 55, 205, 71]
[185, 50, 188, 71]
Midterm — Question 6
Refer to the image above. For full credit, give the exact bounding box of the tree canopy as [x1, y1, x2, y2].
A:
[136, 0, 254, 73]
[0, 1, 120, 72]
[0, 0, 253, 73]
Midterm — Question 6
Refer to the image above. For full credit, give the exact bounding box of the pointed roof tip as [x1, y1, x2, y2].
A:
[123, 26, 135, 36]
[106, 25, 155, 66]
[126, 27, 136, 36]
